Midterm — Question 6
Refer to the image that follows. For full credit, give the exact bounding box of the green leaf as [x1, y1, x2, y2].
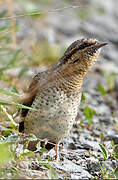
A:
[0, 100, 37, 111]
[0, 143, 14, 165]
[0, 25, 9, 32]
[83, 106, 96, 120]
[47, 168, 58, 179]
[0, 10, 7, 18]
[81, 92, 86, 105]
[17, 0, 37, 13]
[0, 101, 13, 106]
[88, 118, 93, 126]
[18, 66, 28, 78]
[99, 144, 108, 160]
[0, 105, 17, 126]
[2, 130, 11, 136]
[21, 150, 34, 157]
[27, 134, 38, 141]
[16, 0, 42, 17]
[0, 89, 20, 97]
[99, 133, 104, 141]
[40, 147, 48, 153]
[114, 167, 118, 179]
[9, 86, 19, 94]
[113, 144, 118, 160]
[9, 123, 18, 130]
[37, 156, 41, 162]
[97, 82, 107, 96]
[107, 73, 115, 90]
[7, 50, 20, 66]
[16, 104, 37, 111]
[36, 142, 48, 153]
[45, 163, 51, 169]
[0, 50, 21, 72]
[0, 66, 11, 72]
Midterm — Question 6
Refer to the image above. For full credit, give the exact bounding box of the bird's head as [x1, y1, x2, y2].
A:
[58, 38, 107, 74]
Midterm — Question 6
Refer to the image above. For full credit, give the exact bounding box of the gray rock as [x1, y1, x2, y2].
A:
[97, 105, 111, 115]
[18, 161, 30, 169]
[99, 117, 112, 125]
[87, 161, 100, 173]
[54, 159, 91, 178]
[107, 135, 118, 144]
[81, 140, 100, 151]
[114, 76, 118, 92]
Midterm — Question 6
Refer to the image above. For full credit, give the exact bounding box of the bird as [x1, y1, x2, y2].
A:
[19, 38, 107, 159]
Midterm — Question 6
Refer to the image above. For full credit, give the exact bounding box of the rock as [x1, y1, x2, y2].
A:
[81, 141, 100, 151]
[68, 142, 77, 150]
[18, 161, 30, 169]
[56, 159, 82, 172]
[107, 135, 118, 144]
[99, 117, 113, 125]
[97, 105, 111, 115]
[102, 160, 118, 173]
[53, 159, 91, 178]
[87, 161, 100, 174]
[114, 76, 118, 92]
[71, 170, 91, 179]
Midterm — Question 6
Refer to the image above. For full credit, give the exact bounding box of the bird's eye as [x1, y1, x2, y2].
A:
[87, 51, 93, 56]
[87, 49, 97, 56]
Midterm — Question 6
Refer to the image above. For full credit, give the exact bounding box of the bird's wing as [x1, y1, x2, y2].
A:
[19, 72, 42, 132]
[19, 67, 57, 132]
[21, 72, 42, 117]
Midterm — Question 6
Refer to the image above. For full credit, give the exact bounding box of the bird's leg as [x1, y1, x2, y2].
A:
[55, 143, 59, 161]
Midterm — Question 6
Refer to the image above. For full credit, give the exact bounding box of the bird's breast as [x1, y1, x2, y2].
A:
[24, 87, 81, 143]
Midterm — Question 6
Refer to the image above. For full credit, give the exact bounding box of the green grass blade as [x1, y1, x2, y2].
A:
[0, 89, 20, 97]
[0, 105, 17, 126]
[0, 100, 37, 111]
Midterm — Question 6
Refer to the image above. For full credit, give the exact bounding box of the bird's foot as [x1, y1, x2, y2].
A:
[55, 144, 60, 162]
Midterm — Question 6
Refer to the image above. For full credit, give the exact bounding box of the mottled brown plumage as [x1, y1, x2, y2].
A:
[19, 38, 107, 156]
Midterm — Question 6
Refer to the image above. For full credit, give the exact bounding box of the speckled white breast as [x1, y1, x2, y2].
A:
[24, 87, 81, 143]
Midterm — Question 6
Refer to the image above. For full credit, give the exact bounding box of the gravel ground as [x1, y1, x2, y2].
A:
[0, 0, 118, 179]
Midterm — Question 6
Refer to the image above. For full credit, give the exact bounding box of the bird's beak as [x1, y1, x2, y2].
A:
[93, 42, 108, 49]
[83, 42, 108, 53]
